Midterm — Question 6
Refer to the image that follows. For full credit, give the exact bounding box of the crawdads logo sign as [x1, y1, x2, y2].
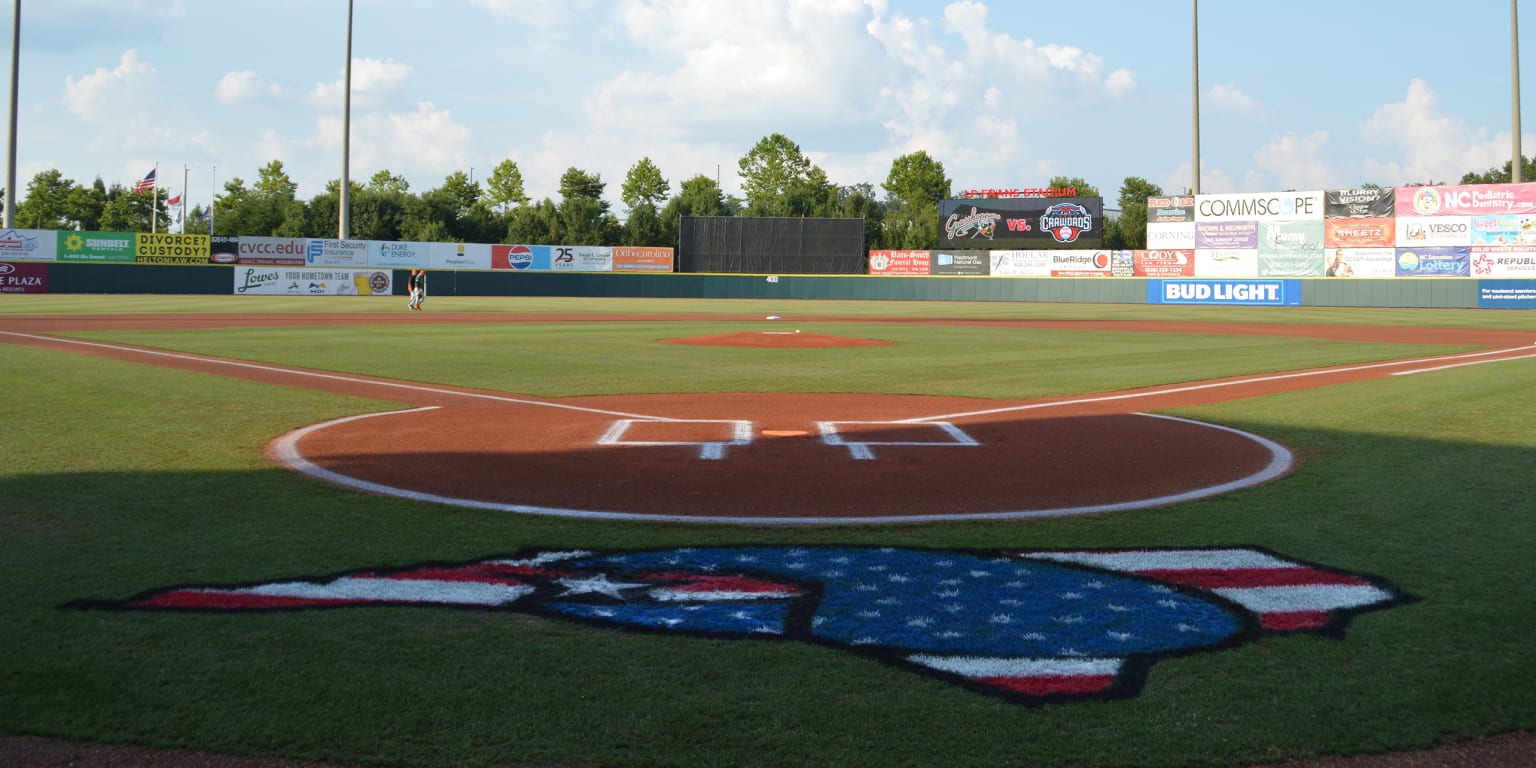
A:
[73, 545, 1410, 705]
[1040, 202, 1093, 244]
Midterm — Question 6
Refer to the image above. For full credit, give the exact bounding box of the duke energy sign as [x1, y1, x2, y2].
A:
[1149, 279, 1302, 306]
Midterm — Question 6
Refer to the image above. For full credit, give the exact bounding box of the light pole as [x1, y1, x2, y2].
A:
[339, 0, 353, 239]
[1515, 0, 1522, 183]
[1191, 0, 1201, 195]
[4, 0, 19, 228]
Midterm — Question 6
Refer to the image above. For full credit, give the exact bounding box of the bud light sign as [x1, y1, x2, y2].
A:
[1149, 279, 1301, 306]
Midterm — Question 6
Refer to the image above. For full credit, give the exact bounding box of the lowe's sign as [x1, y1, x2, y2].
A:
[1149, 279, 1302, 306]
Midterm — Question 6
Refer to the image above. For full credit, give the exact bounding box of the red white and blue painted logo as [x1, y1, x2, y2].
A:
[75, 546, 1412, 704]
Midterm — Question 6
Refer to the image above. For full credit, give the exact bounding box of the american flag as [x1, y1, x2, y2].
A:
[81, 546, 1411, 704]
[134, 168, 156, 193]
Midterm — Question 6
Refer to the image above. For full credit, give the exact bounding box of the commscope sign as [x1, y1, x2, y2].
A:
[1148, 279, 1301, 306]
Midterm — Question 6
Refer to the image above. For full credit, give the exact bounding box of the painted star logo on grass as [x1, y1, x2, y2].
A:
[73, 546, 1413, 705]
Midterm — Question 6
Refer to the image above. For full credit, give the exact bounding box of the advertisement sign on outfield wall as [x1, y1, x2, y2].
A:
[1396, 247, 1470, 277]
[371, 240, 430, 269]
[1325, 218, 1395, 248]
[868, 250, 931, 275]
[988, 250, 1052, 277]
[1148, 279, 1302, 306]
[1478, 280, 1536, 308]
[1470, 247, 1536, 277]
[0, 261, 47, 292]
[211, 236, 239, 265]
[930, 250, 989, 276]
[1257, 220, 1326, 277]
[613, 247, 674, 272]
[1324, 248, 1397, 277]
[1134, 250, 1195, 277]
[0, 229, 56, 260]
[1326, 188, 1395, 218]
[57, 231, 134, 262]
[233, 267, 393, 296]
[306, 239, 370, 268]
[429, 242, 491, 270]
[1147, 221, 1196, 249]
[1146, 196, 1196, 223]
[1397, 182, 1536, 217]
[552, 245, 614, 272]
[492, 244, 551, 270]
[1195, 191, 1324, 221]
[1194, 249, 1259, 277]
[238, 236, 306, 266]
[136, 233, 210, 265]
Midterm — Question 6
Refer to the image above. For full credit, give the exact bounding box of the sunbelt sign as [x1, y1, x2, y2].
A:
[1149, 279, 1302, 306]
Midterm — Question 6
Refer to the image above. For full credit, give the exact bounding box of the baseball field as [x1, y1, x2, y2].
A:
[1, 294, 1533, 767]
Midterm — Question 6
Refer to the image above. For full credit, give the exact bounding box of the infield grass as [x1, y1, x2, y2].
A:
[2, 296, 1534, 768]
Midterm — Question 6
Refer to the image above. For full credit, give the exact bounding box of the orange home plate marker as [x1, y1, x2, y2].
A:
[762, 429, 810, 437]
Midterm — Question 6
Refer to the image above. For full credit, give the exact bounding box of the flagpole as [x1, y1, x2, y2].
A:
[209, 164, 216, 235]
[4, 0, 19, 229]
[181, 163, 188, 234]
[151, 161, 159, 233]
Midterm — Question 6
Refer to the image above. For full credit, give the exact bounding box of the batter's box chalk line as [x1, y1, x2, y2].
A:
[597, 419, 978, 461]
[818, 420, 978, 460]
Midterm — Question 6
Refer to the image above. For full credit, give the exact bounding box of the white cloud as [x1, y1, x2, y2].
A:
[1105, 68, 1137, 98]
[1360, 78, 1506, 185]
[313, 102, 472, 187]
[1252, 131, 1333, 191]
[1206, 83, 1259, 114]
[308, 58, 415, 111]
[215, 70, 282, 105]
[63, 49, 157, 122]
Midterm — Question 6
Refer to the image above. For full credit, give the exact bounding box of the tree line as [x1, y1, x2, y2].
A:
[12, 132, 1530, 251]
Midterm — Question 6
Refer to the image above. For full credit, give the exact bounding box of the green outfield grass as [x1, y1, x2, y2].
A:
[2, 296, 1534, 768]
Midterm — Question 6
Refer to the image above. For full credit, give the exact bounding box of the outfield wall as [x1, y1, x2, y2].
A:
[10, 261, 1533, 308]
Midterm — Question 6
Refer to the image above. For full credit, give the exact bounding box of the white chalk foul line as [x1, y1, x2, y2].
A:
[0, 331, 667, 421]
[1390, 350, 1536, 376]
[900, 346, 1536, 424]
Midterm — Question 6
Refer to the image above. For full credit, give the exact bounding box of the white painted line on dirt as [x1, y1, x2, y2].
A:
[1389, 351, 1536, 376]
[597, 419, 755, 460]
[818, 421, 978, 460]
[0, 331, 666, 421]
[903, 346, 1536, 423]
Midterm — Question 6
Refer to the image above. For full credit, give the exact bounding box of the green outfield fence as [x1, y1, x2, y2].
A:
[20, 262, 1507, 308]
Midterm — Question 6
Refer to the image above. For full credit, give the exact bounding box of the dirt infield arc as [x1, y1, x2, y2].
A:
[5, 313, 1534, 524]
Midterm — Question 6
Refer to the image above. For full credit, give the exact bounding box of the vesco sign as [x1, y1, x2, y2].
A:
[1148, 279, 1301, 306]
[1196, 191, 1324, 221]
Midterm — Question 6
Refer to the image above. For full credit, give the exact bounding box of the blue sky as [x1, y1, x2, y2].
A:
[9, 0, 1532, 215]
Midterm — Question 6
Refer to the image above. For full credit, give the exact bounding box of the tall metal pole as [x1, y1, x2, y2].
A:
[1515, 0, 1523, 183]
[1191, 0, 1201, 195]
[4, 0, 19, 228]
[339, 0, 353, 239]
[181, 164, 188, 233]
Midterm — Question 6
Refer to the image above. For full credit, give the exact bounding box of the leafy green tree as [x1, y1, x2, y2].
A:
[837, 183, 884, 248]
[1115, 176, 1162, 250]
[16, 170, 80, 229]
[1461, 156, 1536, 184]
[556, 167, 619, 245]
[882, 151, 951, 210]
[621, 203, 664, 247]
[506, 198, 560, 244]
[1047, 176, 1099, 199]
[366, 169, 410, 194]
[99, 189, 164, 232]
[738, 133, 829, 217]
[621, 157, 670, 212]
[485, 159, 529, 212]
[67, 178, 108, 231]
